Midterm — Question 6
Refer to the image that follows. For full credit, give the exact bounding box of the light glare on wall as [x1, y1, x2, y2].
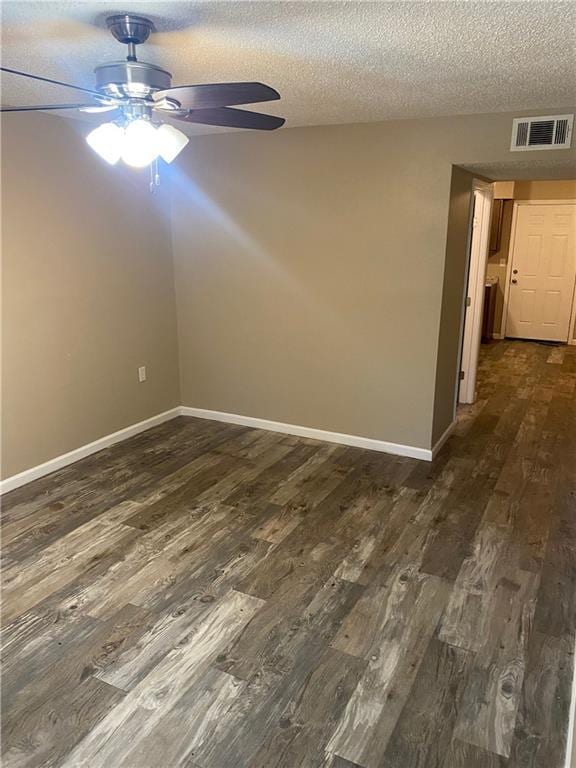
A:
[86, 120, 189, 167]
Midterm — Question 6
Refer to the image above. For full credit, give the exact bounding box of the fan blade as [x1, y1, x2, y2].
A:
[78, 105, 120, 113]
[1, 103, 99, 112]
[0, 66, 111, 101]
[170, 107, 285, 131]
[153, 82, 280, 110]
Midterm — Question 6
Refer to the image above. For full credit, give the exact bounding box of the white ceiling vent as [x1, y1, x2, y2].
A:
[511, 114, 573, 151]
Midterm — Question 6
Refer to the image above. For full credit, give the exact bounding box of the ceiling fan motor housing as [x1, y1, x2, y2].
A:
[94, 61, 172, 99]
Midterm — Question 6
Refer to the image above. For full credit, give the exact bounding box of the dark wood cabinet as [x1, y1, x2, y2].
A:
[489, 198, 504, 252]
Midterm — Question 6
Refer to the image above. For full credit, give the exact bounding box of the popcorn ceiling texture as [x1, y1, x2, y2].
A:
[1, 1, 575, 134]
[463, 156, 576, 181]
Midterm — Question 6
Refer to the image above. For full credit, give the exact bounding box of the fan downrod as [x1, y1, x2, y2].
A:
[106, 14, 154, 61]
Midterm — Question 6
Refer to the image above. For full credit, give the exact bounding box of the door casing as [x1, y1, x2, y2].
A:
[458, 181, 493, 405]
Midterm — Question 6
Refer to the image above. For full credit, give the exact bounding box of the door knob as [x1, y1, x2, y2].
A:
[511, 279, 518, 284]
[513, 269, 518, 274]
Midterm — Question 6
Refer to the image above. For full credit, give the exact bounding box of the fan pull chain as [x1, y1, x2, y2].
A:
[149, 158, 161, 193]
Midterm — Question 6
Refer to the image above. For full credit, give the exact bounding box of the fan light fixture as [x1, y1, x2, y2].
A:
[156, 123, 190, 163]
[86, 119, 189, 167]
[86, 122, 124, 165]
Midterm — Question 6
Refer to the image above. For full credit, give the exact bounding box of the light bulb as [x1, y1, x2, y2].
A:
[85, 122, 124, 165]
[156, 124, 189, 163]
[121, 119, 159, 168]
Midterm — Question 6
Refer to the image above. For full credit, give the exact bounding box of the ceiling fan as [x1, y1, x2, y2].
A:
[0, 14, 285, 169]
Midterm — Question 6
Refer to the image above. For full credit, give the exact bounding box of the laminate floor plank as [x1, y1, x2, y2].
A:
[328, 572, 450, 768]
[97, 538, 275, 691]
[439, 523, 511, 652]
[248, 646, 366, 768]
[453, 568, 539, 757]
[442, 740, 508, 768]
[226, 443, 322, 511]
[379, 636, 472, 768]
[2, 677, 124, 768]
[2, 340, 574, 768]
[507, 630, 573, 768]
[2, 604, 152, 767]
[199, 642, 365, 768]
[61, 590, 264, 767]
[2, 521, 140, 623]
[215, 570, 365, 684]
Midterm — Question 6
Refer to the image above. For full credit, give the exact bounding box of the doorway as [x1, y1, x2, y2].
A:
[457, 180, 576, 409]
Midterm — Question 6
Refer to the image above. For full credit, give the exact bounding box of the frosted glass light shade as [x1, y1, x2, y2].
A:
[86, 119, 188, 168]
[156, 124, 189, 163]
[121, 119, 159, 168]
[85, 122, 124, 165]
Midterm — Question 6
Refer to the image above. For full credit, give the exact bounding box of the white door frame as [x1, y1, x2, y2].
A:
[501, 199, 576, 344]
[458, 179, 494, 404]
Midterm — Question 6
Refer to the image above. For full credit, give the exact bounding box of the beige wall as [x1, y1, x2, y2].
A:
[514, 179, 576, 200]
[431, 166, 474, 444]
[171, 108, 576, 451]
[1, 112, 180, 479]
[3, 108, 575, 476]
[487, 179, 576, 337]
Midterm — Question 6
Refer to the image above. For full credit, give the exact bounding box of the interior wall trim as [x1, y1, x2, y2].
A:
[431, 419, 457, 460]
[180, 406, 433, 461]
[0, 407, 181, 495]
[1, 402, 446, 495]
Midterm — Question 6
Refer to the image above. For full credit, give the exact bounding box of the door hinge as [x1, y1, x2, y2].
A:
[466, 296, 472, 307]
[459, 370, 465, 380]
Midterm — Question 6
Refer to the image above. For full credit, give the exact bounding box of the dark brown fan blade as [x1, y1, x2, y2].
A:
[1, 103, 98, 112]
[169, 107, 285, 131]
[0, 66, 111, 100]
[153, 82, 280, 110]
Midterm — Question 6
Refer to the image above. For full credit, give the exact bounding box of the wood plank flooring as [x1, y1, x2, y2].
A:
[2, 340, 575, 768]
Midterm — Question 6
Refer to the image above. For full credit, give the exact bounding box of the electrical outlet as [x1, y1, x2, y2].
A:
[138, 366, 147, 383]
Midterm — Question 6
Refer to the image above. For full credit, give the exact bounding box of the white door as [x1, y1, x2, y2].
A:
[459, 185, 493, 404]
[506, 203, 576, 342]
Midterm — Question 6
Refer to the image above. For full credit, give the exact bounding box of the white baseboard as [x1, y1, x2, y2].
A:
[0, 408, 180, 495]
[1, 404, 436, 495]
[180, 406, 432, 461]
[569, 338, 576, 347]
[431, 420, 456, 460]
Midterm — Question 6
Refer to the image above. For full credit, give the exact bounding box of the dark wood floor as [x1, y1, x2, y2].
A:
[2, 340, 575, 768]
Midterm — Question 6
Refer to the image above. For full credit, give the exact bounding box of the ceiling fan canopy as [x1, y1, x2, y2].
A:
[0, 12, 285, 170]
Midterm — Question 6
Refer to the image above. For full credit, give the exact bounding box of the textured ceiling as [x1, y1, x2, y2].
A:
[1, 0, 576, 135]
[462, 157, 576, 181]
